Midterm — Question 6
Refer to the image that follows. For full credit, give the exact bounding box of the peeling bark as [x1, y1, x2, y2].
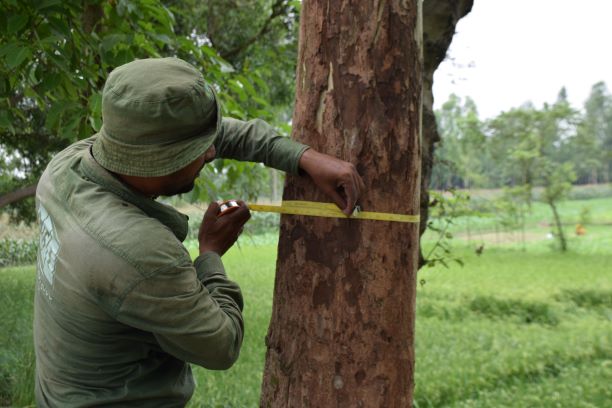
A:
[261, 1, 422, 406]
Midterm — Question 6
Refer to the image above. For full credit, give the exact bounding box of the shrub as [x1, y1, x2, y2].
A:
[186, 210, 280, 241]
[468, 296, 560, 326]
[567, 184, 612, 200]
[557, 289, 612, 309]
[0, 239, 38, 267]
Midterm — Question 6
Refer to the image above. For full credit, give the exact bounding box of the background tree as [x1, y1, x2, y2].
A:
[433, 94, 486, 189]
[570, 81, 612, 184]
[0, 0, 296, 219]
[540, 160, 576, 251]
[164, 0, 301, 203]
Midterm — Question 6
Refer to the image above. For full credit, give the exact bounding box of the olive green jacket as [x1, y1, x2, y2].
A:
[34, 118, 307, 407]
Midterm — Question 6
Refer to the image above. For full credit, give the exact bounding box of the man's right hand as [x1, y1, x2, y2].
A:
[198, 201, 250, 256]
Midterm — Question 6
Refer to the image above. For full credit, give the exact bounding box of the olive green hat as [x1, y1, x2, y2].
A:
[92, 57, 221, 177]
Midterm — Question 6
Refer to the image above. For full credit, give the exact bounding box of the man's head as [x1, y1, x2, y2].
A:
[92, 57, 221, 195]
[116, 144, 216, 198]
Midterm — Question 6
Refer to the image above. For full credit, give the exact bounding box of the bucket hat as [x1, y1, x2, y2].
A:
[92, 57, 221, 177]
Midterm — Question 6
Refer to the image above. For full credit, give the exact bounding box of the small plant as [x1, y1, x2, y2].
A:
[557, 289, 612, 309]
[424, 188, 469, 269]
[579, 206, 592, 225]
[469, 296, 560, 326]
[0, 239, 38, 267]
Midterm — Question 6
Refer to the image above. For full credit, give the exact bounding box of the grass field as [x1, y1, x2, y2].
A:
[1, 196, 611, 407]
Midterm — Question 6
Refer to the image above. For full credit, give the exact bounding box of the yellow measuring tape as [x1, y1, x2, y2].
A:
[247, 200, 420, 223]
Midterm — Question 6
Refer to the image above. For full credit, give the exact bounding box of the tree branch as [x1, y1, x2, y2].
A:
[220, 0, 289, 61]
[0, 182, 39, 209]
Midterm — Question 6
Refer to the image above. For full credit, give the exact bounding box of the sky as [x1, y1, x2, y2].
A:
[433, 0, 612, 119]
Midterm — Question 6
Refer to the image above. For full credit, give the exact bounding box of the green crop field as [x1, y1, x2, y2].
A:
[1, 196, 611, 407]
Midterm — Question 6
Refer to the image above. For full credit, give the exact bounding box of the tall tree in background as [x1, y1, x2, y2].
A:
[433, 94, 486, 189]
[0, 0, 296, 219]
[578, 82, 612, 183]
[260, 1, 422, 406]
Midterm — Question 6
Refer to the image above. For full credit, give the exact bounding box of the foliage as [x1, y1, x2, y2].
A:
[566, 182, 612, 200]
[0, 266, 35, 407]
[185, 209, 280, 241]
[468, 295, 559, 326]
[432, 83, 612, 191]
[579, 205, 592, 225]
[0, 238, 38, 267]
[423, 188, 469, 269]
[493, 185, 531, 249]
[1, 0, 300, 221]
[431, 95, 487, 189]
[556, 289, 612, 310]
[434, 90, 586, 251]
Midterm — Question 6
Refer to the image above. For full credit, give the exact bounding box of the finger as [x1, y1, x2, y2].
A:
[328, 188, 347, 214]
[342, 179, 358, 215]
[358, 174, 366, 192]
[228, 200, 251, 224]
[203, 201, 220, 223]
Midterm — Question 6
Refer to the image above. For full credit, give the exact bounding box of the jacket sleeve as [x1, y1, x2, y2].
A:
[214, 117, 309, 174]
[115, 252, 244, 370]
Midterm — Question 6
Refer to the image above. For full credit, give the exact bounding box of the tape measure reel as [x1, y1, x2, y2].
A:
[218, 200, 241, 217]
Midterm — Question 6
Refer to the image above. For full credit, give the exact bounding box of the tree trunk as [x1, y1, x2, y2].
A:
[419, 0, 473, 267]
[548, 200, 567, 252]
[260, 1, 422, 407]
[0, 183, 38, 209]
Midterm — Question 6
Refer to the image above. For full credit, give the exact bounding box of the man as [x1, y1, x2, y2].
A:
[34, 57, 364, 406]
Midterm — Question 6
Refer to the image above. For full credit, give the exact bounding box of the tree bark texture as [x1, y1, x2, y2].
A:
[419, 0, 473, 267]
[261, 1, 422, 407]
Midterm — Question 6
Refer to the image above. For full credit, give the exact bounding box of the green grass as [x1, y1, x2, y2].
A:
[1, 196, 611, 407]
[187, 245, 277, 407]
[425, 195, 612, 243]
[0, 266, 36, 407]
[414, 248, 612, 407]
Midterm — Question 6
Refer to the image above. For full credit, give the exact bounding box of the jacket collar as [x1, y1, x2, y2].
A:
[79, 147, 189, 242]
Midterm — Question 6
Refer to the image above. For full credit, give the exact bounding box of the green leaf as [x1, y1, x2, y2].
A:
[236, 75, 257, 96]
[45, 102, 66, 130]
[228, 79, 247, 102]
[4, 45, 31, 69]
[88, 92, 103, 131]
[101, 34, 128, 52]
[60, 112, 82, 141]
[47, 16, 70, 37]
[0, 78, 8, 97]
[152, 33, 171, 45]
[88, 92, 102, 114]
[38, 72, 62, 93]
[0, 110, 14, 131]
[7, 14, 28, 35]
[0, 42, 18, 58]
[36, 0, 63, 10]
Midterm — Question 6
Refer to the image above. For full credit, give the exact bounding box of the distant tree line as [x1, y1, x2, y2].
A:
[431, 82, 612, 190]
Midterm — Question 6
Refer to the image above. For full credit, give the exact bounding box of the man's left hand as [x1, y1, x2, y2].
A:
[298, 149, 366, 215]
